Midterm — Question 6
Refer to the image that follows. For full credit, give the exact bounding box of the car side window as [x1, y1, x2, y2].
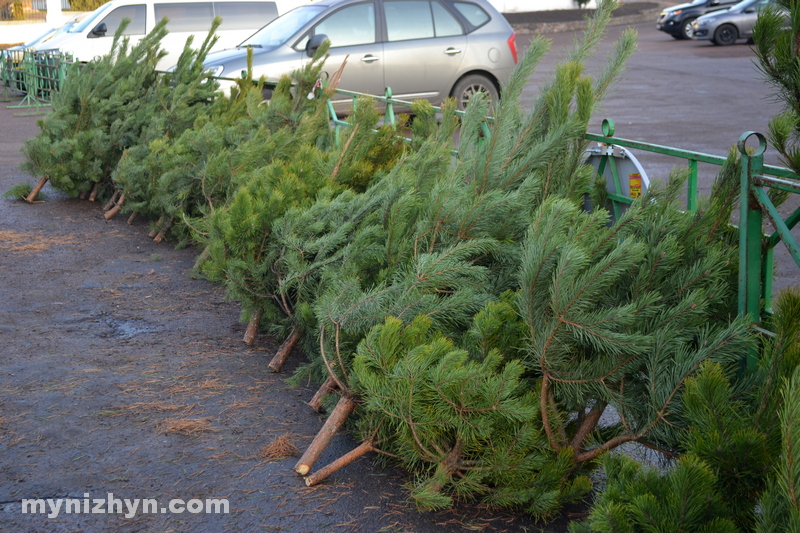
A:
[384, 1, 464, 42]
[449, 1, 489, 30]
[214, 2, 279, 30]
[385, 1, 434, 41]
[313, 3, 376, 47]
[99, 5, 147, 35]
[431, 1, 463, 37]
[154, 3, 213, 32]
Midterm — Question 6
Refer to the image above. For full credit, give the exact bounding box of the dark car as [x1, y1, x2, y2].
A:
[656, 0, 739, 39]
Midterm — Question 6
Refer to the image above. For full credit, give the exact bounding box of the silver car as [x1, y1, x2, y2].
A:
[691, 0, 775, 45]
[203, 0, 518, 110]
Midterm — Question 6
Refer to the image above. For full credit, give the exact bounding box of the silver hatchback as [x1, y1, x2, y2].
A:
[691, 0, 775, 45]
[203, 0, 518, 110]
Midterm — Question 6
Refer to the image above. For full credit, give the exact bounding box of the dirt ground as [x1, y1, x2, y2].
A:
[0, 94, 589, 532]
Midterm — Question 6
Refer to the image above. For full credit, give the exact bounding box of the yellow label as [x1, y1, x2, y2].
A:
[629, 174, 642, 199]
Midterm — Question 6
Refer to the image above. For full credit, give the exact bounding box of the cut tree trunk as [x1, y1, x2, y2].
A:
[308, 377, 338, 413]
[25, 176, 48, 203]
[304, 439, 374, 486]
[88, 183, 99, 202]
[268, 327, 301, 372]
[104, 193, 125, 220]
[153, 217, 174, 243]
[148, 215, 166, 238]
[127, 212, 138, 225]
[295, 394, 356, 476]
[103, 190, 120, 211]
[242, 308, 261, 346]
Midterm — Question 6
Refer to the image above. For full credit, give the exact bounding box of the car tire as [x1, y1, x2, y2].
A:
[451, 74, 499, 112]
[680, 18, 697, 40]
[712, 24, 738, 46]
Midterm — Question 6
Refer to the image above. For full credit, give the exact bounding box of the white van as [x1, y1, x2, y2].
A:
[32, 0, 311, 70]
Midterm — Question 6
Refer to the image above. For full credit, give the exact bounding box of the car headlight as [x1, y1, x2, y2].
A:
[207, 65, 224, 78]
[695, 18, 715, 27]
[671, 9, 682, 16]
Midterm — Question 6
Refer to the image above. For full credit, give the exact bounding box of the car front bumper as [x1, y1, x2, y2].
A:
[656, 19, 682, 36]
[691, 24, 713, 40]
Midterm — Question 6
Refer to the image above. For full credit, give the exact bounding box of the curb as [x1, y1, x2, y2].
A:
[510, 8, 662, 35]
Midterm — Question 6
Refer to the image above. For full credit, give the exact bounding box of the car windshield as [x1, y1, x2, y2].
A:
[23, 28, 56, 47]
[68, 2, 115, 33]
[51, 14, 89, 39]
[731, 0, 769, 10]
[239, 5, 325, 48]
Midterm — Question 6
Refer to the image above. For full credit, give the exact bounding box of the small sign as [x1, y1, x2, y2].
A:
[629, 173, 642, 199]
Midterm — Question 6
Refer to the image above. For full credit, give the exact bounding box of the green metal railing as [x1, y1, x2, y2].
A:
[1, 48, 73, 114]
[1, 48, 25, 101]
[584, 123, 800, 369]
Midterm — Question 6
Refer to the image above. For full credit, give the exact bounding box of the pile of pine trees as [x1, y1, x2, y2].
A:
[16, 0, 796, 524]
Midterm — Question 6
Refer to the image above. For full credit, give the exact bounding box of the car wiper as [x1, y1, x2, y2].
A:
[238, 44, 262, 48]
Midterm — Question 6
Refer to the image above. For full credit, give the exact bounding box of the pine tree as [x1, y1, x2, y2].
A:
[518, 174, 750, 465]
[108, 18, 223, 221]
[570, 453, 739, 533]
[573, 289, 800, 532]
[195, 56, 407, 345]
[345, 316, 591, 518]
[22, 18, 169, 201]
[754, 0, 800, 177]
[291, 0, 637, 392]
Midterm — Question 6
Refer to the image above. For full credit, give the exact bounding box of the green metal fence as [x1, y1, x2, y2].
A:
[1, 48, 73, 113]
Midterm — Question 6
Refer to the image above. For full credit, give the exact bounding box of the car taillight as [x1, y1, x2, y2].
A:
[508, 32, 518, 64]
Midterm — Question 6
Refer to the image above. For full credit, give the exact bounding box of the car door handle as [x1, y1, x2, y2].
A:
[444, 48, 462, 55]
[361, 55, 380, 63]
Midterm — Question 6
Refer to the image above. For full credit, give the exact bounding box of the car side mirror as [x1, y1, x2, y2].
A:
[90, 22, 107, 38]
[306, 33, 328, 58]
[744, 7, 755, 12]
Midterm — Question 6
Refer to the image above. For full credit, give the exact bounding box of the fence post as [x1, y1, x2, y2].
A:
[737, 131, 766, 371]
[687, 158, 698, 212]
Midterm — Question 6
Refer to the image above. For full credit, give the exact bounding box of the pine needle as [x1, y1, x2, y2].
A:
[259, 433, 300, 461]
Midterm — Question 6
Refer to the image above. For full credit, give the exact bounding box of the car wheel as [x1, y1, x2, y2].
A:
[451, 74, 499, 113]
[680, 18, 697, 39]
[712, 24, 738, 46]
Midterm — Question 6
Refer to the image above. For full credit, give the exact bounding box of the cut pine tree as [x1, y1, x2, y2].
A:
[294, 394, 356, 475]
[308, 376, 338, 413]
[304, 438, 375, 486]
[25, 176, 48, 203]
[153, 217, 174, 243]
[104, 193, 125, 220]
[268, 327, 301, 371]
[103, 190, 120, 211]
[243, 308, 261, 345]
[148, 215, 165, 238]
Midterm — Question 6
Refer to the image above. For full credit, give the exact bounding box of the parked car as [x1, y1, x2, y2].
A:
[656, 0, 739, 40]
[202, 0, 518, 111]
[29, 0, 311, 70]
[692, 0, 780, 45]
